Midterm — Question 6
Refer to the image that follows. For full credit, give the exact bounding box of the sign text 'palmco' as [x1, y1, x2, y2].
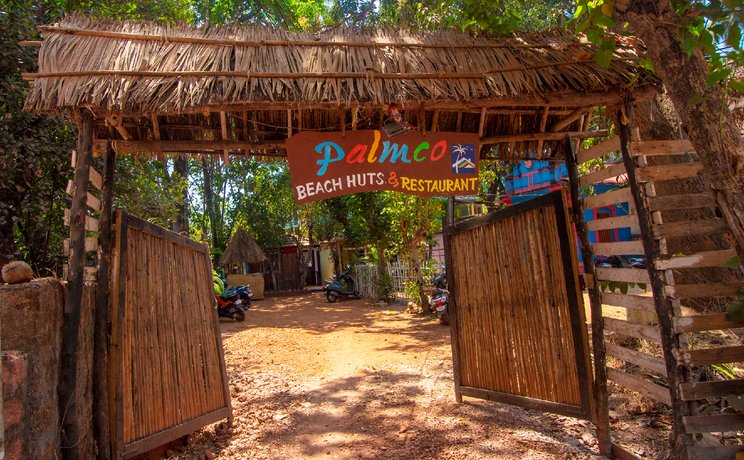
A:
[286, 130, 480, 204]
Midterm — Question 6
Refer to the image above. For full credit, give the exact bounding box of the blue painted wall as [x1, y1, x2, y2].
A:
[502, 160, 641, 267]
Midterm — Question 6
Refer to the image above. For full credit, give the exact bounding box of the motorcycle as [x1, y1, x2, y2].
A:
[323, 265, 360, 302]
[595, 255, 646, 269]
[431, 272, 450, 325]
[215, 285, 253, 322]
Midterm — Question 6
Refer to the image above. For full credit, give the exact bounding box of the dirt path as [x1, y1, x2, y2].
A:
[172, 293, 603, 459]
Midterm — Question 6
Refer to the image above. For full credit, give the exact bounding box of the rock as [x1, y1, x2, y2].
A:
[2, 261, 33, 284]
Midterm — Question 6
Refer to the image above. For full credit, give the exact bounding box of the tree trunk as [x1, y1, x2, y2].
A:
[617, 1, 744, 260]
[172, 158, 189, 235]
[410, 244, 432, 314]
[201, 159, 219, 252]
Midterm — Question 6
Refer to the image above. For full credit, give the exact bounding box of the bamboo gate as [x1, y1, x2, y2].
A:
[445, 190, 594, 419]
[109, 212, 231, 458]
[23, 17, 744, 460]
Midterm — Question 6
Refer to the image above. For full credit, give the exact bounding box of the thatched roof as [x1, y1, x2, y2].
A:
[23, 16, 658, 160]
[220, 228, 267, 266]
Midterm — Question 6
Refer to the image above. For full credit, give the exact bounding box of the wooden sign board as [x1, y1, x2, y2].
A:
[287, 130, 480, 204]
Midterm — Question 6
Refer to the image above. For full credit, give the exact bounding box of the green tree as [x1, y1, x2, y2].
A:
[574, 0, 744, 261]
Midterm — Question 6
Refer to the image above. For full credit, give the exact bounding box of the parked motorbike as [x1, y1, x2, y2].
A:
[431, 272, 450, 325]
[215, 285, 253, 322]
[323, 265, 360, 302]
[595, 255, 646, 269]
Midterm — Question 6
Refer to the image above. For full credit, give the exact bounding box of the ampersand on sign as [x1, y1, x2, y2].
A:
[387, 171, 399, 187]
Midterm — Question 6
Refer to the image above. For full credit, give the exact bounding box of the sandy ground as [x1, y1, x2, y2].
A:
[169, 292, 613, 459]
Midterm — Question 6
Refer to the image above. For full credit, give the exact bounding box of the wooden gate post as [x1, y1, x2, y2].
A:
[93, 141, 116, 459]
[565, 138, 612, 457]
[617, 100, 692, 460]
[443, 196, 463, 403]
[60, 111, 93, 459]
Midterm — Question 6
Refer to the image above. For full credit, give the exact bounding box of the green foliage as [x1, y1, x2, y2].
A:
[0, 0, 76, 270]
[373, 271, 393, 302]
[113, 158, 188, 228]
[573, 0, 744, 91]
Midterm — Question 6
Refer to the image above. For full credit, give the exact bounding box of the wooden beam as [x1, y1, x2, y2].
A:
[675, 345, 744, 367]
[600, 292, 656, 312]
[481, 129, 609, 145]
[431, 110, 440, 132]
[351, 107, 359, 131]
[607, 367, 671, 405]
[666, 283, 744, 299]
[647, 192, 716, 212]
[636, 162, 704, 182]
[592, 240, 645, 256]
[66, 181, 101, 212]
[606, 343, 667, 376]
[63, 237, 98, 255]
[478, 107, 487, 137]
[652, 220, 730, 240]
[673, 313, 744, 333]
[89, 167, 103, 190]
[595, 267, 651, 284]
[287, 109, 293, 138]
[93, 141, 115, 460]
[604, 317, 662, 343]
[687, 446, 744, 460]
[535, 106, 549, 157]
[683, 414, 744, 433]
[24, 57, 628, 81]
[655, 249, 738, 270]
[629, 140, 695, 156]
[549, 107, 590, 132]
[679, 379, 744, 400]
[611, 443, 643, 460]
[583, 187, 632, 210]
[586, 214, 638, 232]
[565, 142, 611, 455]
[220, 111, 229, 162]
[579, 162, 627, 187]
[577, 137, 620, 164]
[105, 116, 131, 141]
[64, 210, 100, 232]
[98, 139, 286, 155]
[60, 111, 93, 460]
[618, 107, 692, 458]
[36, 25, 574, 50]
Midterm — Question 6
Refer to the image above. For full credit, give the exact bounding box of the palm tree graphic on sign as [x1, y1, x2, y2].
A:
[452, 144, 475, 174]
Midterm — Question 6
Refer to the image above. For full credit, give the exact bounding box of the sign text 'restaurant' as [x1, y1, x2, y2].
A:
[286, 130, 479, 204]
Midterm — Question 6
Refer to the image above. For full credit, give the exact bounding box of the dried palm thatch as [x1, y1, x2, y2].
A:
[23, 15, 659, 159]
[220, 228, 267, 266]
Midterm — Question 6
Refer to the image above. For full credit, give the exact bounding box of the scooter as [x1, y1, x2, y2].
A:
[215, 285, 253, 322]
[431, 272, 450, 325]
[323, 265, 360, 302]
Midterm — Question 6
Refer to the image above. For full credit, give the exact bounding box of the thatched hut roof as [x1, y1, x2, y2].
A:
[23, 16, 658, 160]
[220, 228, 267, 266]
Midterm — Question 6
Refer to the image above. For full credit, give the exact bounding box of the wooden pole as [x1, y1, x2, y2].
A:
[617, 101, 691, 460]
[60, 111, 93, 459]
[565, 138, 612, 457]
[443, 197, 463, 403]
[93, 141, 115, 460]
